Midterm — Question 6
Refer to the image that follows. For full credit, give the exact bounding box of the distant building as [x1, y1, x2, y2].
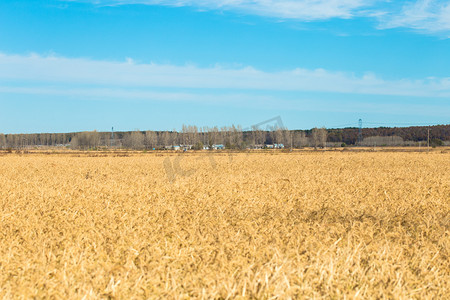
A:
[265, 144, 284, 149]
[213, 144, 225, 150]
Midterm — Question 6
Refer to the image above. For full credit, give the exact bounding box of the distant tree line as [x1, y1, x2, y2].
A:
[0, 125, 448, 150]
[327, 125, 450, 145]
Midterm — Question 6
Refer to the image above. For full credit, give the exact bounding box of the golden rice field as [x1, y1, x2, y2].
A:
[0, 151, 449, 299]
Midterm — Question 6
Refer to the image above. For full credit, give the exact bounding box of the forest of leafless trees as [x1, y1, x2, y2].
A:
[0, 124, 448, 150]
[0, 126, 324, 150]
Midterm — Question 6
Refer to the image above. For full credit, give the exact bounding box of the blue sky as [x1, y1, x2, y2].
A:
[0, 0, 449, 133]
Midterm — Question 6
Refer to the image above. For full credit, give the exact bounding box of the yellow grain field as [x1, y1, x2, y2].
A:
[0, 151, 448, 298]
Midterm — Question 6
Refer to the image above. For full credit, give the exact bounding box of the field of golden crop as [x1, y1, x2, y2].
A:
[0, 151, 448, 299]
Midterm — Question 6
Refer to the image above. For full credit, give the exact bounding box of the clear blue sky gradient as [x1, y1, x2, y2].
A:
[0, 0, 449, 133]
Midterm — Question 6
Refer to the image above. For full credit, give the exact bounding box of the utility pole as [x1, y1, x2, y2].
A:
[111, 127, 114, 148]
[427, 127, 430, 152]
[358, 119, 363, 146]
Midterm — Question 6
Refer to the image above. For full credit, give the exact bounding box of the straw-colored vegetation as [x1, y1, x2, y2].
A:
[0, 151, 448, 298]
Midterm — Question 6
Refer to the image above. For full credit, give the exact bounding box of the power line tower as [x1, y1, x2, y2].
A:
[357, 119, 363, 145]
[111, 127, 114, 148]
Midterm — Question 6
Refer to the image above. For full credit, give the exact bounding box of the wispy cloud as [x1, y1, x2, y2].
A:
[74, 0, 371, 20]
[2, 85, 448, 117]
[0, 52, 449, 98]
[66, 0, 450, 36]
[378, 0, 450, 35]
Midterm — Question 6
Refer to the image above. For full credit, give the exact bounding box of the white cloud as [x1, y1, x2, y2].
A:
[0, 52, 449, 98]
[74, 0, 372, 20]
[2, 85, 448, 116]
[68, 0, 450, 36]
[379, 0, 450, 34]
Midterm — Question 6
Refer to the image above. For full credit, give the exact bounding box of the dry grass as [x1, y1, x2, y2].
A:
[0, 151, 448, 299]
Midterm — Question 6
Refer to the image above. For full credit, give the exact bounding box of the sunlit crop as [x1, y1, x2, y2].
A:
[0, 151, 448, 298]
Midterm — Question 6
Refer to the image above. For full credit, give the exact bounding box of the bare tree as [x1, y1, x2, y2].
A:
[50, 134, 57, 146]
[319, 127, 327, 148]
[128, 131, 145, 149]
[230, 125, 243, 149]
[255, 128, 266, 146]
[220, 126, 229, 147]
[181, 125, 189, 145]
[0, 133, 6, 149]
[274, 126, 283, 147]
[70, 131, 100, 150]
[207, 127, 219, 148]
[249, 126, 258, 147]
[160, 131, 170, 148]
[169, 130, 178, 147]
[202, 126, 209, 145]
[282, 129, 292, 149]
[91, 130, 101, 149]
[7, 134, 19, 148]
[268, 125, 282, 148]
[188, 125, 198, 146]
[70, 135, 79, 150]
[312, 128, 320, 149]
[311, 127, 327, 148]
[293, 131, 308, 148]
[144, 131, 157, 149]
